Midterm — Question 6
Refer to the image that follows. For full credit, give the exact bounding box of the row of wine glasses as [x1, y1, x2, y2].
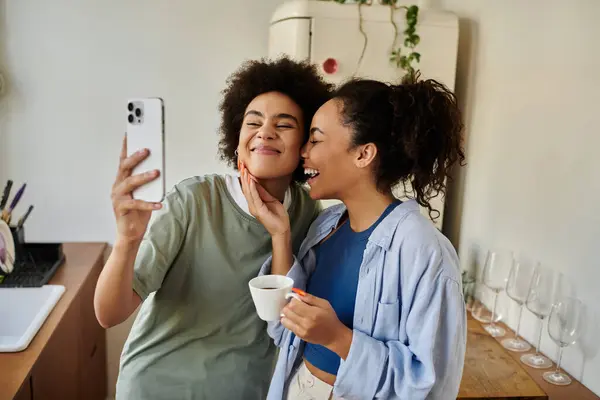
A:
[475, 249, 583, 386]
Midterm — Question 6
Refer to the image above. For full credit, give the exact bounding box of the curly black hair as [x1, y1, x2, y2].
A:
[334, 77, 466, 221]
[218, 56, 332, 182]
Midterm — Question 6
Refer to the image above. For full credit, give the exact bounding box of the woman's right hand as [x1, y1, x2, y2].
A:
[111, 135, 162, 243]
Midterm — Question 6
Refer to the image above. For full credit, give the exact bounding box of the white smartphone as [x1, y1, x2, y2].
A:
[126, 97, 165, 203]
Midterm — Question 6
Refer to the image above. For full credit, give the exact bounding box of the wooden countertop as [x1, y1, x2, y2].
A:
[460, 312, 600, 400]
[0, 243, 107, 400]
[470, 315, 599, 400]
[460, 316, 547, 399]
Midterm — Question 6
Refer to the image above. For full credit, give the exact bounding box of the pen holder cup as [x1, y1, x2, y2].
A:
[9, 225, 25, 264]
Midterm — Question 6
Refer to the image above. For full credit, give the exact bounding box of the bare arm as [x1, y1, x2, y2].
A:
[271, 232, 293, 276]
[94, 135, 161, 328]
[94, 238, 142, 328]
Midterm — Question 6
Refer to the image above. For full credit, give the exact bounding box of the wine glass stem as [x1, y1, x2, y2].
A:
[535, 316, 544, 354]
[490, 291, 499, 328]
[555, 346, 564, 374]
[514, 304, 524, 339]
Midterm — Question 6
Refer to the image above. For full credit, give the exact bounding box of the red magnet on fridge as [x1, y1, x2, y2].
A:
[322, 58, 338, 74]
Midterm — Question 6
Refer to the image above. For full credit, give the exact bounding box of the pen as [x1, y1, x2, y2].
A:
[1, 183, 26, 222]
[16, 205, 34, 229]
[0, 180, 13, 211]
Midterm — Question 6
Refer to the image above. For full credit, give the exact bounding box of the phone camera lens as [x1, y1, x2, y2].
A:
[128, 114, 134, 123]
[128, 102, 134, 111]
[135, 108, 142, 117]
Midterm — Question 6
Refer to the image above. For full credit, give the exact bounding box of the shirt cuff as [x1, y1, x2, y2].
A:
[335, 329, 387, 398]
[132, 273, 150, 301]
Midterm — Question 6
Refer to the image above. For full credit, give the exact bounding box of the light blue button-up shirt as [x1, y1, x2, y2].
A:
[259, 200, 467, 399]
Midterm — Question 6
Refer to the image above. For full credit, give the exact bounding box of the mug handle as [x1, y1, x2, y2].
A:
[281, 292, 304, 318]
[285, 292, 303, 302]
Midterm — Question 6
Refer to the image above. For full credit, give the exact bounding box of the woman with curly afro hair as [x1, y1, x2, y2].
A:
[95, 57, 332, 400]
[242, 77, 467, 399]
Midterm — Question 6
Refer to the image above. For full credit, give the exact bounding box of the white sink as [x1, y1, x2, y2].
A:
[0, 285, 65, 352]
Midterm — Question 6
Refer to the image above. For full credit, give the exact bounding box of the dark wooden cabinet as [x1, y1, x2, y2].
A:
[78, 257, 108, 400]
[13, 379, 31, 400]
[2, 244, 108, 400]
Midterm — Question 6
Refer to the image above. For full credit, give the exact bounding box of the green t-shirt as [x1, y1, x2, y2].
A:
[116, 174, 320, 400]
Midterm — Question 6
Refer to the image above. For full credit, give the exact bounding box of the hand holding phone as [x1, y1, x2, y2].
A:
[109, 98, 166, 242]
[110, 137, 162, 242]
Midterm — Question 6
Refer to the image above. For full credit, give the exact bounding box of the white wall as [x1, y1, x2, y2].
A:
[440, 0, 600, 395]
[0, 1, 283, 397]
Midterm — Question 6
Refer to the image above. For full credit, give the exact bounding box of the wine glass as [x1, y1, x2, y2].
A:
[481, 249, 513, 337]
[501, 256, 536, 352]
[543, 297, 583, 385]
[520, 265, 557, 369]
[471, 284, 505, 323]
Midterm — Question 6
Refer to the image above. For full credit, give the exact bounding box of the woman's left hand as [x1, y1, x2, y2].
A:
[239, 163, 290, 237]
[281, 291, 353, 358]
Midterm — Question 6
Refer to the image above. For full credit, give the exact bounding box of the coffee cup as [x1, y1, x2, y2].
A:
[248, 275, 301, 321]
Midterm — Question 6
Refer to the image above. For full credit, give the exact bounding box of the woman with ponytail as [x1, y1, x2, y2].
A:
[240, 77, 467, 399]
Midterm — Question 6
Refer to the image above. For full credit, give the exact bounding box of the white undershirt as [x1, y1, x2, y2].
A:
[223, 174, 292, 218]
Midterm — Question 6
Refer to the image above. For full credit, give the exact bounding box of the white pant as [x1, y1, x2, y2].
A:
[285, 362, 342, 400]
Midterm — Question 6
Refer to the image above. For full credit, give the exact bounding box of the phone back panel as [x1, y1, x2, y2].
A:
[126, 98, 165, 203]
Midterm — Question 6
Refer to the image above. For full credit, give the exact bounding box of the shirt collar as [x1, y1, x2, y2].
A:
[315, 200, 421, 251]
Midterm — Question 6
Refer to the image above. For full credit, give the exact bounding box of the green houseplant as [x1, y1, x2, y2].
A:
[388, 3, 420, 83]
[325, 0, 421, 83]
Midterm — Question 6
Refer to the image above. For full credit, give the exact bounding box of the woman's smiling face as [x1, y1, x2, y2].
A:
[237, 91, 305, 180]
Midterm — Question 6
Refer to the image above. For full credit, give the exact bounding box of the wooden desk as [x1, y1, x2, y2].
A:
[460, 313, 600, 400]
[0, 243, 108, 400]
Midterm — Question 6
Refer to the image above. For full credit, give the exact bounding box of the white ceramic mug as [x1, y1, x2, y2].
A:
[248, 275, 301, 321]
